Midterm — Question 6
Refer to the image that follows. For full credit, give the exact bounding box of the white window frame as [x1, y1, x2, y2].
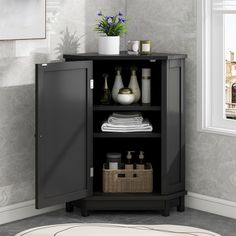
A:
[197, 0, 236, 136]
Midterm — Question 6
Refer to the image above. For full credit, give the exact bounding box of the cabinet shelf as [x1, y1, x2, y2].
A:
[93, 132, 161, 138]
[94, 104, 161, 112]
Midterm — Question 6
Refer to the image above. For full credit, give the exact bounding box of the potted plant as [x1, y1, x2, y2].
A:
[95, 11, 127, 55]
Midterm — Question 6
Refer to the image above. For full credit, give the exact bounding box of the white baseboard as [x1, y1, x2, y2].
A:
[1, 193, 235, 225]
[0, 200, 63, 225]
[186, 192, 236, 219]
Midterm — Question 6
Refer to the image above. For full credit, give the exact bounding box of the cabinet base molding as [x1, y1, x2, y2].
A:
[186, 192, 236, 219]
[0, 200, 63, 225]
[74, 191, 186, 216]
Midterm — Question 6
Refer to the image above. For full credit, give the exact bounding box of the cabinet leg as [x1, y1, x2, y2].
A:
[81, 201, 89, 217]
[162, 201, 170, 217]
[65, 202, 74, 212]
[177, 196, 185, 212]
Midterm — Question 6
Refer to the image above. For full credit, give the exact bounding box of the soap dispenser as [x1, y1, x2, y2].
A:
[136, 151, 145, 169]
[125, 151, 135, 170]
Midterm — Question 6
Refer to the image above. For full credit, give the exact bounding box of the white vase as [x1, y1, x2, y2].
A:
[112, 69, 124, 102]
[128, 69, 141, 103]
[98, 36, 120, 55]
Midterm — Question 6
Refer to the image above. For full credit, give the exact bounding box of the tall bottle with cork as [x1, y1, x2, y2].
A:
[142, 68, 151, 104]
[100, 73, 111, 104]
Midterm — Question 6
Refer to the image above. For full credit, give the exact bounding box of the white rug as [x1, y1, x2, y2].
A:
[15, 223, 221, 236]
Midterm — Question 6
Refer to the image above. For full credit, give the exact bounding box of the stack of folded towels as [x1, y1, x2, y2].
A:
[101, 112, 153, 132]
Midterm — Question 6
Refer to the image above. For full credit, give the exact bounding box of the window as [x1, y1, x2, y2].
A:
[232, 83, 236, 103]
[198, 0, 236, 135]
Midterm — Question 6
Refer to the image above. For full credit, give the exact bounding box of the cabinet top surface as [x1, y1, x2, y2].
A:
[63, 51, 187, 60]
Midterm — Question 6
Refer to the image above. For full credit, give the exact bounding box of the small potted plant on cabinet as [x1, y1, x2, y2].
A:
[95, 11, 127, 55]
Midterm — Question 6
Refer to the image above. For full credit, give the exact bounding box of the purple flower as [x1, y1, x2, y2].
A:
[118, 12, 123, 16]
[97, 11, 102, 16]
[118, 17, 126, 23]
[106, 16, 113, 24]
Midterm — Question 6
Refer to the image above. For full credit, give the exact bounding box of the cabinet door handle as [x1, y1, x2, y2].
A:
[90, 167, 94, 177]
[90, 79, 94, 89]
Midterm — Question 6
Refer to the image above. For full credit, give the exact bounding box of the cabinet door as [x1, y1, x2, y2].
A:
[161, 59, 185, 195]
[36, 61, 93, 209]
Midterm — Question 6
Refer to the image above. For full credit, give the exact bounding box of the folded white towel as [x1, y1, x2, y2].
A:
[101, 120, 153, 133]
[111, 112, 142, 118]
[102, 120, 150, 128]
[101, 126, 153, 133]
[108, 112, 143, 125]
[108, 120, 143, 126]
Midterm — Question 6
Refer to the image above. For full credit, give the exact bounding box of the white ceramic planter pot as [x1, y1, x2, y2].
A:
[98, 36, 120, 55]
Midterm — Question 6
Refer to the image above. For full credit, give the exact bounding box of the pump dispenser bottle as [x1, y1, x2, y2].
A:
[136, 151, 145, 169]
[125, 151, 135, 170]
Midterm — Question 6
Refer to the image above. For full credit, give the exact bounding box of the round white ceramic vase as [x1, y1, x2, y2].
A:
[98, 36, 120, 55]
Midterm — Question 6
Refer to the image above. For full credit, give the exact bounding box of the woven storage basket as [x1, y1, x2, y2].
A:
[103, 164, 153, 193]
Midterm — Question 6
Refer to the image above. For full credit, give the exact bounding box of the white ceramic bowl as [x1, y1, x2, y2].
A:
[117, 93, 135, 105]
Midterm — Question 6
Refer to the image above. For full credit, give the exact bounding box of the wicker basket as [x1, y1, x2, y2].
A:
[103, 164, 153, 193]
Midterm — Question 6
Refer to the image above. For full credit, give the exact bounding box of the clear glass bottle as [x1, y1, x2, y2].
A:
[100, 73, 111, 105]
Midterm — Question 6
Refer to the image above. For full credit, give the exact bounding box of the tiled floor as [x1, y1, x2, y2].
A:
[0, 208, 235, 236]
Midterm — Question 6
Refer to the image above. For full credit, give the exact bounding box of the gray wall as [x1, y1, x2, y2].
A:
[126, 0, 236, 202]
[0, 0, 235, 208]
[0, 0, 125, 207]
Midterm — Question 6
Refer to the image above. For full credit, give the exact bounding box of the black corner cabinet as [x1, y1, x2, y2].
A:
[35, 52, 187, 217]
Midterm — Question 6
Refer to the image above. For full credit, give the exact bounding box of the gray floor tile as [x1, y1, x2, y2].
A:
[0, 208, 235, 236]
